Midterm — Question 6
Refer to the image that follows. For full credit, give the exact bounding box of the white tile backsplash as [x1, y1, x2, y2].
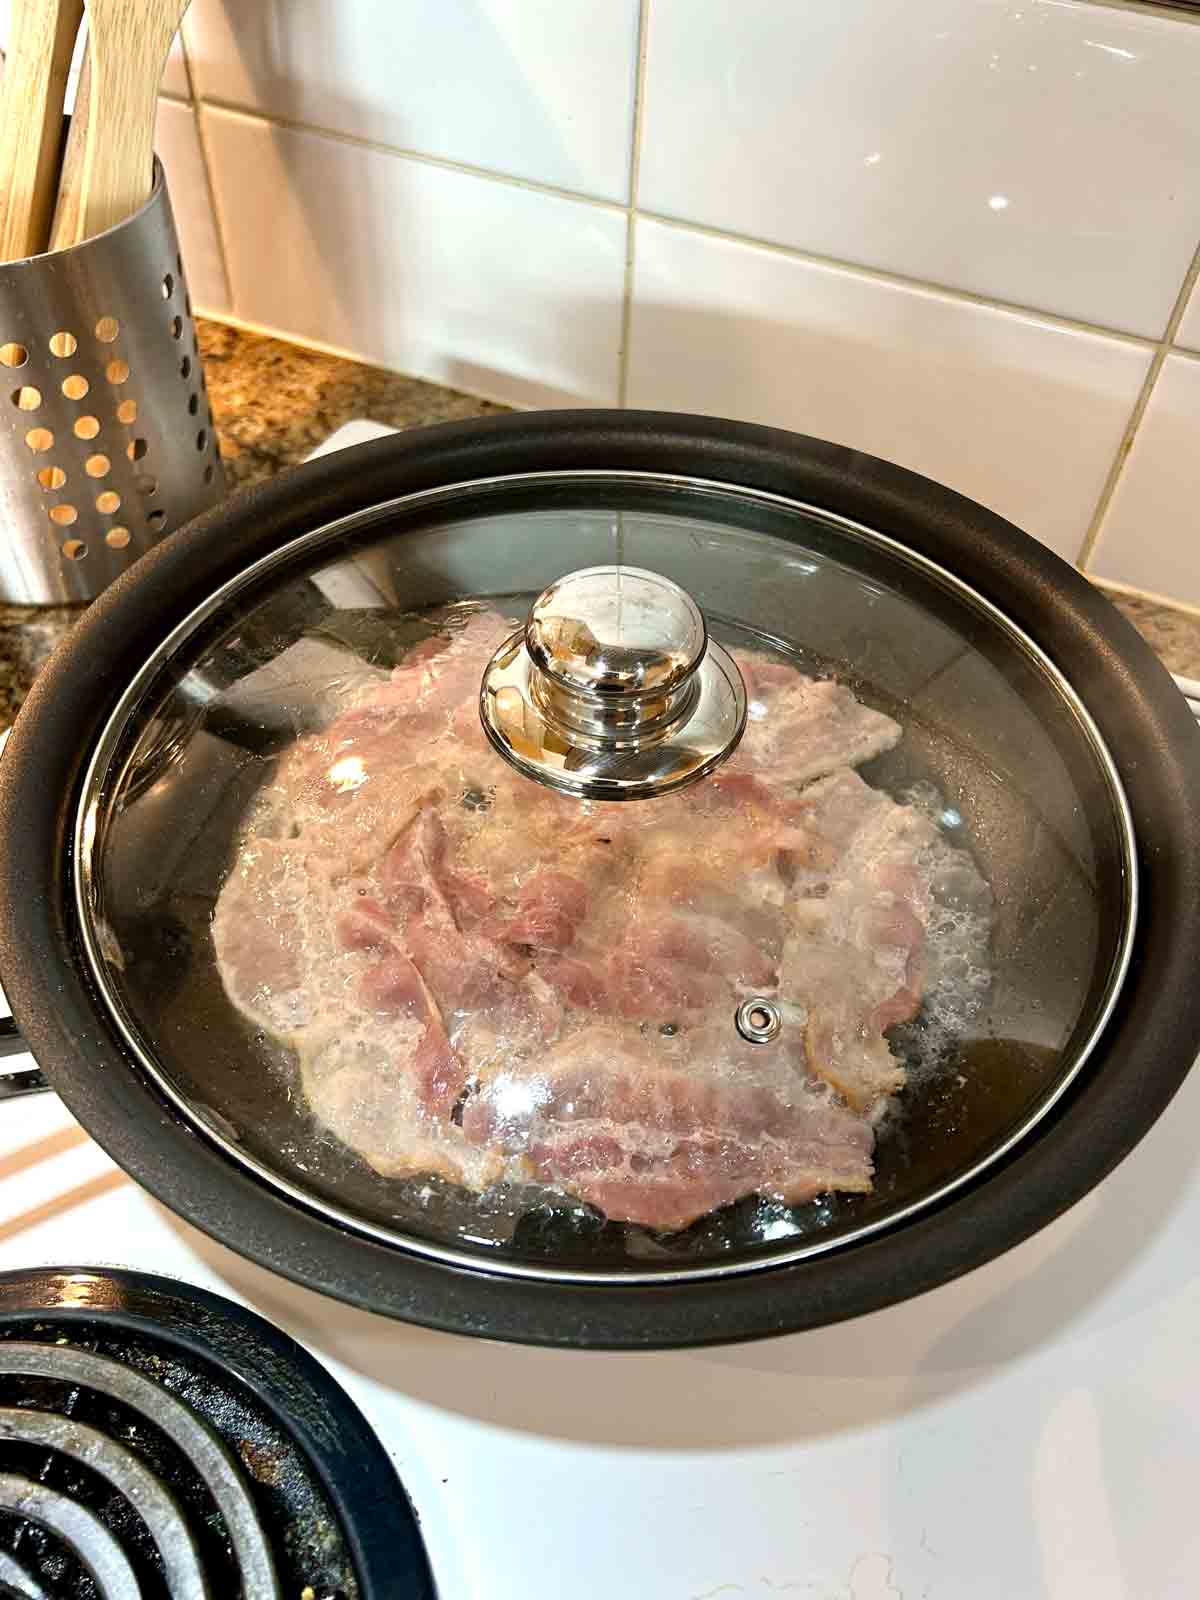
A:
[162, 30, 190, 101]
[1086, 353, 1200, 608]
[639, 0, 1200, 340]
[184, 0, 640, 202]
[154, 100, 230, 314]
[627, 219, 1150, 563]
[1177, 278, 1200, 354]
[5, 0, 1187, 602]
[201, 108, 627, 407]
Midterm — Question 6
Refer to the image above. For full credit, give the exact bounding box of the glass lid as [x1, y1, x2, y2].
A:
[75, 472, 1136, 1282]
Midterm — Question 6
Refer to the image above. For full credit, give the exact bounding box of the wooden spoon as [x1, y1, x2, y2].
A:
[68, 0, 191, 245]
[0, 0, 85, 260]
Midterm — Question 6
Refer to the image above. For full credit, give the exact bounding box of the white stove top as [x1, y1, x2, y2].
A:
[2, 423, 1197, 1599]
[1, 1043, 1197, 1599]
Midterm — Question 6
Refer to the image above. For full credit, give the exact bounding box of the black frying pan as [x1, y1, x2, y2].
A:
[1, 411, 1198, 1348]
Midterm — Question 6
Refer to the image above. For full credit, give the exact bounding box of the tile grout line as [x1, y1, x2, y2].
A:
[192, 107, 239, 313]
[617, 0, 652, 408]
[174, 25, 197, 104]
[176, 38, 237, 315]
[194, 95, 629, 214]
[1076, 232, 1200, 570]
[636, 210, 1163, 350]
[174, 305, 1200, 543]
[191, 96, 1171, 355]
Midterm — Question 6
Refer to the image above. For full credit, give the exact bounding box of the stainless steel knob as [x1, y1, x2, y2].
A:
[479, 565, 746, 801]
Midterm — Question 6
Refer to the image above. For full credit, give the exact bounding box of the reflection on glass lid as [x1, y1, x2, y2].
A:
[481, 565, 747, 800]
[75, 474, 1135, 1280]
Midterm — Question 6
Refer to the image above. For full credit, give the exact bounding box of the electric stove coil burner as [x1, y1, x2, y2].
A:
[0, 1267, 433, 1600]
[0, 1344, 276, 1599]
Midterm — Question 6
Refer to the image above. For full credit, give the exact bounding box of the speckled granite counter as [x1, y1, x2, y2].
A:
[1095, 588, 1200, 684]
[3, 320, 1198, 730]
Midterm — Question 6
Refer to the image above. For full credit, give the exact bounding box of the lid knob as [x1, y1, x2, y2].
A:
[526, 567, 706, 698]
[480, 565, 746, 801]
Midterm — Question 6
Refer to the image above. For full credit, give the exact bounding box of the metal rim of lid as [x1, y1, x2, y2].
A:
[67, 469, 1139, 1288]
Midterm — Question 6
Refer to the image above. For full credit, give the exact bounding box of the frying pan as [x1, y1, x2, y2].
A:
[0, 410, 1198, 1349]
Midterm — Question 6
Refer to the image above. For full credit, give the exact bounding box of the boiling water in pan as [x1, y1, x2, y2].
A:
[91, 588, 1098, 1274]
[207, 600, 1000, 1251]
[86, 464, 1124, 1280]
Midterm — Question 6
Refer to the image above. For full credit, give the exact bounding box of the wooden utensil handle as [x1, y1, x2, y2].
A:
[0, 0, 85, 260]
[80, 58, 160, 238]
[76, 0, 190, 243]
[49, 47, 91, 252]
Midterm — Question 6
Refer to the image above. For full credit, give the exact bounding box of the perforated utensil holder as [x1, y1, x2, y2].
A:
[0, 159, 224, 604]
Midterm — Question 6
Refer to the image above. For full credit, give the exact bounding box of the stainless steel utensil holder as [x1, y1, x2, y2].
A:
[0, 158, 224, 604]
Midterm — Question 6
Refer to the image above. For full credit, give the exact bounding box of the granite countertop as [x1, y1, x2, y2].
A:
[3, 319, 1198, 729]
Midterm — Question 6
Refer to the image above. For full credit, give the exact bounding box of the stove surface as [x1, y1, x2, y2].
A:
[0, 1055, 1195, 1599]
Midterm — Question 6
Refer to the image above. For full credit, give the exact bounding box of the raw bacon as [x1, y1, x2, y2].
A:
[212, 609, 989, 1230]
